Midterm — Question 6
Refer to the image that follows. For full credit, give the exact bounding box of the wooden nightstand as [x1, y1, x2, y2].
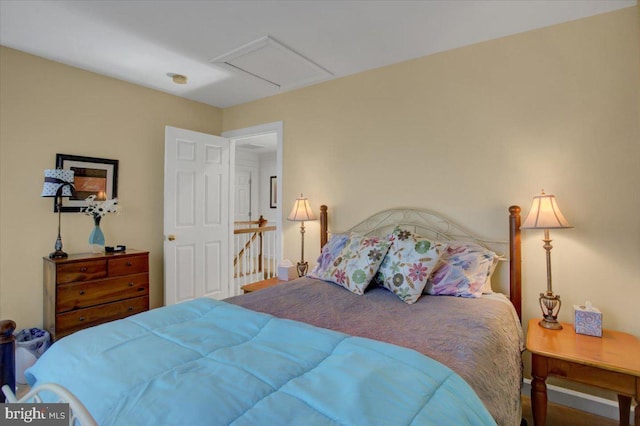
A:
[241, 277, 286, 294]
[526, 318, 640, 426]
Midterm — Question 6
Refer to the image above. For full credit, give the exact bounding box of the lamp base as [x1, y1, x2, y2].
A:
[49, 250, 68, 259]
[538, 317, 563, 330]
[296, 261, 309, 277]
[538, 291, 563, 330]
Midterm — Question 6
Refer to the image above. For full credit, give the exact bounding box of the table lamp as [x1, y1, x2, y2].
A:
[287, 194, 317, 277]
[521, 190, 573, 330]
[41, 169, 75, 259]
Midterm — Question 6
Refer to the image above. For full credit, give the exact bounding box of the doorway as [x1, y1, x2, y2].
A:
[222, 122, 283, 294]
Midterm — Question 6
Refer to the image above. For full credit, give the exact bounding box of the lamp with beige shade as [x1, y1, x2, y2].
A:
[521, 190, 573, 330]
[287, 194, 317, 277]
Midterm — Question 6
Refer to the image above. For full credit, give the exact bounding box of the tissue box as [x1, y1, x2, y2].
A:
[573, 305, 602, 337]
[278, 260, 298, 281]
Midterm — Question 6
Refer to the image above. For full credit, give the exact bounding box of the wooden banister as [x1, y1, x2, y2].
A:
[234, 226, 276, 235]
[1, 319, 16, 402]
[234, 215, 267, 227]
[233, 226, 276, 266]
[233, 217, 277, 279]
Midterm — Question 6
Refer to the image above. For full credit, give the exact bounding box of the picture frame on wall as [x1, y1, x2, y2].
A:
[55, 154, 119, 212]
[270, 176, 277, 209]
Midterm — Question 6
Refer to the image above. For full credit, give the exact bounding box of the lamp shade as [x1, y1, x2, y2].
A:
[41, 169, 74, 197]
[521, 191, 572, 229]
[287, 194, 316, 222]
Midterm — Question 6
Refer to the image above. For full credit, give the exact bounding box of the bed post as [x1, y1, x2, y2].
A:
[0, 319, 16, 402]
[320, 205, 328, 249]
[509, 206, 522, 322]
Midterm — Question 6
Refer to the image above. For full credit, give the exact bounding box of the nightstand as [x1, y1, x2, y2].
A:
[241, 277, 286, 294]
[526, 318, 640, 426]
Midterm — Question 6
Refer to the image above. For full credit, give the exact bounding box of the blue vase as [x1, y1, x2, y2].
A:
[89, 216, 105, 253]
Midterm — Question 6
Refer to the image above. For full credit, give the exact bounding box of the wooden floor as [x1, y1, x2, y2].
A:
[521, 395, 618, 426]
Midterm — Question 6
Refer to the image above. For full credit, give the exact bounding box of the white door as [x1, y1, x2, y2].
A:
[234, 168, 252, 222]
[164, 126, 232, 305]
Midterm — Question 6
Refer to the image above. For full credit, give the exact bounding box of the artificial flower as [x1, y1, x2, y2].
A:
[82, 195, 121, 222]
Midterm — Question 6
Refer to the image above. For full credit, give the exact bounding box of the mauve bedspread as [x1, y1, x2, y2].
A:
[226, 277, 524, 426]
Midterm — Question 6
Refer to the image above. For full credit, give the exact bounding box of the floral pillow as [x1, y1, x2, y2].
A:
[479, 255, 501, 294]
[315, 233, 390, 295]
[308, 233, 349, 279]
[425, 242, 499, 298]
[375, 228, 448, 304]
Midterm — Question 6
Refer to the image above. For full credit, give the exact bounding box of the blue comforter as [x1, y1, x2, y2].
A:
[27, 298, 495, 425]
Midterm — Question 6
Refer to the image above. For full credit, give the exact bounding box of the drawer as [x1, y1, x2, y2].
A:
[57, 260, 107, 284]
[55, 296, 149, 337]
[108, 254, 149, 277]
[56, 273, 149, 312]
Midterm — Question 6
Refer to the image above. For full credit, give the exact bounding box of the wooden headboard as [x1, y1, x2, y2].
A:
[318, 204, 522, 321]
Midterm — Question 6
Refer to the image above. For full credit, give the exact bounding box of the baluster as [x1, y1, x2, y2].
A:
[258, 229, 264, 277]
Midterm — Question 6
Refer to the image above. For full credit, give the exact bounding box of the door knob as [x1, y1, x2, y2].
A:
[167, 234, 176, 241]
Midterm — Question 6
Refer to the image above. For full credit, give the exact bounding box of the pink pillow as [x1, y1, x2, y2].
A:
[425, 242, 498, 298]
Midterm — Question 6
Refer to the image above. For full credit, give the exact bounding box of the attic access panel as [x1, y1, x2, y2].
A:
[211, 36, 332, 90]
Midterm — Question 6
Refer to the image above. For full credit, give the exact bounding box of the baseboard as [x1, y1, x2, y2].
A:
[522, 379, 635, 425]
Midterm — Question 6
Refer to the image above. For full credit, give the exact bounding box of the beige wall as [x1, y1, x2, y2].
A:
[223, 6, 640, 393]
[0, 46, 223, 328]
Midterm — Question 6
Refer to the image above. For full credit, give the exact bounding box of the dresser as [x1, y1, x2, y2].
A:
[43, 250, 149, 341]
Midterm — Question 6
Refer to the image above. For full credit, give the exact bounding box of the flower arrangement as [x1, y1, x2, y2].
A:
[82, 195, 121, 225]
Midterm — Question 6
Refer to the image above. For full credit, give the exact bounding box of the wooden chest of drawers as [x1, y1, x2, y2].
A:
[43, 250, 149, 341]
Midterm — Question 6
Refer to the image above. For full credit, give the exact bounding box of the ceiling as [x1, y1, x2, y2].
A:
[0, 1, 635, 109]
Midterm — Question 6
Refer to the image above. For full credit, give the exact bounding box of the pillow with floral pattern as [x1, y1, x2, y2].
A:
[308, 233, 349, 279]
[425, 242, 499, 298]
[317, 233, 390, 295]
[375, 227, 448, 304]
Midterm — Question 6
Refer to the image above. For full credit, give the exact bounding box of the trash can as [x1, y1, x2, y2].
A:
[15, 328, 50, 384]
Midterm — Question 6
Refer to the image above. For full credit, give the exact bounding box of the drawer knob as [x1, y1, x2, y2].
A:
[128, 306, 134, 311]
[79, 290, 85, 295]
[79, 316, 85, 322]
[137, 287, 145, 292]
[128, 282, 134, 287]
[126, 261, 133, 267]
[79, 267, 88, 272]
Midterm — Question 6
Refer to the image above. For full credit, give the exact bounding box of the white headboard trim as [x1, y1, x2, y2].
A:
[335, 208, 508, 259]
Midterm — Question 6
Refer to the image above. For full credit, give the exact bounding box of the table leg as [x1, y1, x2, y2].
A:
[636, 378, 640, 426]
[531, 354, 548, 426]
[617, 394, 630, 426]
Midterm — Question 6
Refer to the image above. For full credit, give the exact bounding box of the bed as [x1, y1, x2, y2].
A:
[24, 205, 524, 426]
[228, 206, 525, 426]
